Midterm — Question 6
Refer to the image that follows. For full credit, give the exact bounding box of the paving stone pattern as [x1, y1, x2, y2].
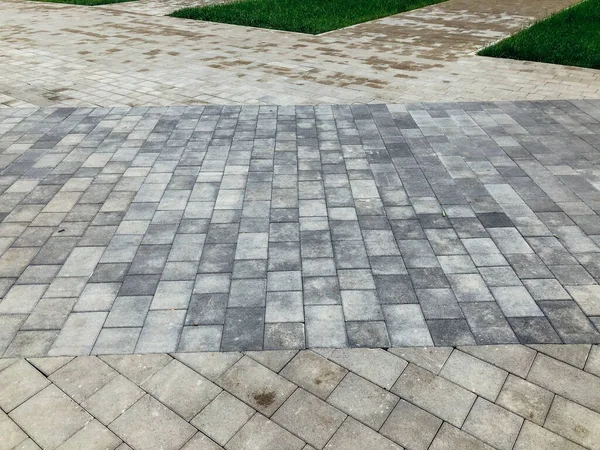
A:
[1, 101, 600, 356]
[1, 345, 600, 449]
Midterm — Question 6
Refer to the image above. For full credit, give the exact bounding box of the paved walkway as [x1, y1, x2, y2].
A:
[1, 0, 599, 107]
[1, 101, 600, 357]
[1, 345, 600, 450]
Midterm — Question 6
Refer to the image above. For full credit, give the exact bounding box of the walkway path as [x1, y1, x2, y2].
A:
[1, 0, 599, 107]
[1, 345, 600, 450]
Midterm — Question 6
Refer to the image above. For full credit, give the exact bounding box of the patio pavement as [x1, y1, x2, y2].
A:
[1, 0, 600, 107]
[1, 0, 600, 448]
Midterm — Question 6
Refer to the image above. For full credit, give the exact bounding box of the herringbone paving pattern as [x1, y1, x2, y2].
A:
[1, 345, 599, 449]
[0, 101, 600, 356]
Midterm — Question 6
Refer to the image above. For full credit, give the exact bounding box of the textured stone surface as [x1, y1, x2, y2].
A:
[1, 102, 600, 354]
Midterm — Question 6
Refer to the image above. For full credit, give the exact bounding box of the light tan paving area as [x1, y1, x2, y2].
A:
[1, 0, 599, 108]
[1, 345, 599, 449]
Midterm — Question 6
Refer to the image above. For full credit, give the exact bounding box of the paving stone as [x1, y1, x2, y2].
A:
[217, 356, 295, 416]
[109, 395, 196, 450]
[273, 388, 345, 449]
[142, 359, 221, 420]
[0, 360, 50, 412]
[382, 304, 433, 346]
[545, 396, 600, 450]
[439, 350, 508, 401]
[81, 374, 144, 425]
[55, 419, 121, 450]
[4, 330, 58, 357]
[462, 398, 523, 450]
[491, 286, 543, 317]
[508, 317, 562, 344]
[327, 373, 398, 429]
[48, 312, 107, 356]
[305, 305, 347, 347]
[514, 421, 586, 450]
[49, 356, 118, 403]
[380, 399, 441, 450]
[226, 413, 304, 450]
[0, 410, 28, 450]
[100, 354, 172, 385]
[566, 285, 600, 315]
[191, 391, 254, 446]
[135, 309, 185, 353]
[392, 364, 476, 427]
[180, 433, 222, 450]
[528, 344, 591, 368]
[324, 417, 401, 450]
[9, 385, 92, 450]
[459, 344, 536, 377]
[585, 345, 600, 377]
[429, 423, 494, 450]
[27, 356, 73, 376]
[92, 327, 140, 355]
[280, 350, 347, 399]
[539, 301, 600, 343]
[496, 374, 553, 425]
[388, 346, 452, 374]
[173, 352, 241, 382]
[244, 350, 297, 372]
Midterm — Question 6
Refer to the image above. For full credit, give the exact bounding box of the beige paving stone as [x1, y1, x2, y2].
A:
[9, 385, 92, 450]
[496, 374, 554, 425]
[0, 360, 50, 412]
[191, 391, 255, 446]
[439, 350, 508, 401]
[0, 410, 27, 449]
[429, 423, 494, 450]
[226, 414, 305, 450]
[244, 350, 298, 372]
[142, 359, 222, 421]
[49, 356, 118, 403]
[462, 398, 523, 450]
[316, 348, 407, 389]
[585, 345, 600, 377]
[459, 345, 536, 378]
[514, 421, 585, 450]
[545, 396, 600, 450]
[324, 417, 401, 450]
[173, 352, 242, 382]
[100, 354, 172, 385]
[528, 344, 591, 369]
[392, 364, 476, 427]
[217, 356, 296, 416]
[27, 356, 73, 376]
[379, 399, 442, 450]
[81, 375, 145, 426]
[109, 395, 196, 450]
[280, 350, 347, 399]
[388, 347, 452, 374]
[527, 353, 600, 413]
[327, 373, 398, 430]
[272, 389, 345, 449]
[181, 432, 222, 450]
[56, 419, 121, 450]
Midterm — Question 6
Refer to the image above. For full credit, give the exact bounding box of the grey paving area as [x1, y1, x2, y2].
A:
[1, 345, 600, 450]
[1, 101, 600, 356]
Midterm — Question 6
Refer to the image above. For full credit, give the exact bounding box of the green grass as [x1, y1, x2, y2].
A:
[30, 0, 136, 5]
[170, 0, 447, 34]
[478, 0, 600, 70]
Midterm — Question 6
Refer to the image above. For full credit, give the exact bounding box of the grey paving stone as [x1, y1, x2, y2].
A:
[92, 328, 140, 355]
[514, 421, 586, 450]
[305, 305, 347, 347]
[9, 385, 92, 450]
[462, 398, 523, 450]
[48, 312, 107, 356]
[280, 350, 347, 399]
[539, 300, 600, 343]
[217, 356, 295, 416]
[273, 388, 346, 449]
[392, 364, 476, 427]
[4, 330, 58, 357]
[459, 344, 536, 377]
[227, 414, 305, 450]
[135, 310, 185, 353]
[324, 416, 401, 450]
[440, 350, 507, 401]
[0, 360, 50, 412]
[264, 323, 305, 350]
[142, 359, 221, 420]
[109, 395, 196, 450]
[221, 307, 264, 351]
[544, 396, 600, 450]
[383, 304, 433, 346]
[496, 374, 553, 425]
[328, 372, 398, 429]
[380, 399, 441, 450]
[528, 353, 600, 414]
[429, 423, 494, 450]
[80, 374, 144, 425]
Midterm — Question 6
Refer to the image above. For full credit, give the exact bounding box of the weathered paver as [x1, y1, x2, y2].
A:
[1, 0, 599, 108]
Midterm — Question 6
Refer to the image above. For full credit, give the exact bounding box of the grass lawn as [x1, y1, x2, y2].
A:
[30, 0, 136, 5]
[170, 0, 447, 34]
[478, 0, 600, 70]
